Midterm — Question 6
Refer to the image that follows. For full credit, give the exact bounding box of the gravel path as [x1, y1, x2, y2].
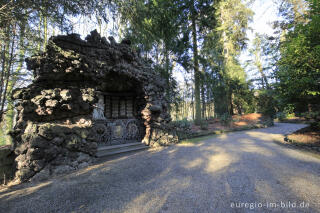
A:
[1, 123, 320, 213]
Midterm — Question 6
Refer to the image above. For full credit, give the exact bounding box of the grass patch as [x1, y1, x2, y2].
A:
[180, 135, 218, 144]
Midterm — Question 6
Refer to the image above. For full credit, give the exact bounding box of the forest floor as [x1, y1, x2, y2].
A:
[275, 116, 314, 124]
[188, 113, 271, 137]
[1, 123, 320, 212]
[274, 116, 320, 149]
[286, 125, 320, 147]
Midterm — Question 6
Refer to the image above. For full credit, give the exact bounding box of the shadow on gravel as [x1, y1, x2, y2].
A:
[1, 123, 320, 213]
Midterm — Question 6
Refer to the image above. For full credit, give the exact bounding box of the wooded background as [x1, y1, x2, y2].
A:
[1, 0, 319, 145]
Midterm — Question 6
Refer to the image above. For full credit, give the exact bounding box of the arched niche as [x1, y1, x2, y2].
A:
[92, 72, 146, 146]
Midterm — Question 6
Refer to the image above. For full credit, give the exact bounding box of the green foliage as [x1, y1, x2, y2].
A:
[276, 104, 296, 121]
[276, 112, 287, 121]
[284, 104, 296, 118]
[276, 0, 320, 112]
[256, 89, 276, 118]
[117, 0, 254, 122]
[172, 118, 192, 131]
[310, 121, 320, 129]
[211, 81, 229, 116]
[116, 0, 185, 114]
[0, 127, 6, 146]
[171, 118, 193, 139]
[202, 0, 253, 117]
[219, 113, 232, 126]
[199, 120, 208, 130]
[301, 111, 320, 121]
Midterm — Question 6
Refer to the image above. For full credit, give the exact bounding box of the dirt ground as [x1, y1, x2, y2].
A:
[287, 125, 320, 147]
[191, 113, 268, 132]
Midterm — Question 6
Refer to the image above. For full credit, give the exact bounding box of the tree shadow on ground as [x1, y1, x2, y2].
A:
[0, 123, 319, 213]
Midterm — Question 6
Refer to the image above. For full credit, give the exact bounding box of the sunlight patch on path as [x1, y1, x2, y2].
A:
[237, 138, 274, 157]
[0, 181, 51, 201]
[206, 152, 235, 173]
[185, 158, 203, 169]
[246, 131, 283, 142]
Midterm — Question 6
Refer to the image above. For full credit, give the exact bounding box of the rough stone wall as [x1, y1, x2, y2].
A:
[0, 146, 16, 184]
[11, 30, 178, 182]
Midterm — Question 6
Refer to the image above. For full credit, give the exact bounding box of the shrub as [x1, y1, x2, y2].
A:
[232, 116, 241, 122]
[172, 118, 193, 140]
[301, 111, 320, 121]
[276, 112, 286, 121]
[256, 89, 276, 119]
[219, 113, 232, 126]
[309, 119, 320, 129]
[283, 104, 295, 118]
[199, 120, 208, 130]
[172, 118, 192, 131]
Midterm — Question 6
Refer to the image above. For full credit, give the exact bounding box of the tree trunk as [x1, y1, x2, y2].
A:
[191, 89, 195, 120]
[201, 80, 206, 119]
[38, 12, 42, 52]
[191, 1, 201, 124]
[0, 40, 7, 114]
[164, 44, 171, 111]
[0, 29, 11, 123]
[228, 88, 234, 115]
[257, 63, 269, 89]
[206, 84, 211, 118]
[4, 22, 26, 141]
[1, 28, 16, 115]
[44, 14, 48, 49]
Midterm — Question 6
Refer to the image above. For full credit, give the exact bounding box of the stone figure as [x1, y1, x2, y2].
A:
[93, 95, 106, 120]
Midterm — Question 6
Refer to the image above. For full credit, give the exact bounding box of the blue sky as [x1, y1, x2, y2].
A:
[239, 0, 279, 82]
[249, 0, 278, 36]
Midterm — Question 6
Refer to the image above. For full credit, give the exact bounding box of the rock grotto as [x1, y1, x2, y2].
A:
[10, 30, 178, 182]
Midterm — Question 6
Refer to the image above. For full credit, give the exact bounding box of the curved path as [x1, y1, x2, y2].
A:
[1, 123, 320, 213]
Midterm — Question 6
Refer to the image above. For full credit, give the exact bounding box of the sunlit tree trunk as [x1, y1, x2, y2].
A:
[191, 1, 201, 124]
[4, 22, 26, 143]
[1, 27, 15, 122]
[38, 12, 42, 52]
[201, 81, 206, 119]
[164, 44, 171, 111]
[44, 14, 48, 48]
[0, 36, 8, 119]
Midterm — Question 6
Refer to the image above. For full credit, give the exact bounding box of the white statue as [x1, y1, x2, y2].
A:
[93, 95, 106, 120]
